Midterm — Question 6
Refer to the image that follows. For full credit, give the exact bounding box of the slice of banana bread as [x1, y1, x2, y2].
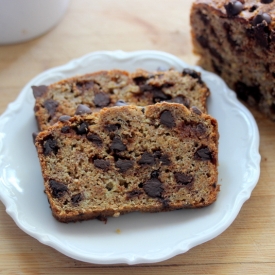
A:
[34, 102, 219, 223]
[32, 68, 210, 130]
[191, 0, 275, 120]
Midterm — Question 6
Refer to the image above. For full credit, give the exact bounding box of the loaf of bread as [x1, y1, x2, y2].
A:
[34, 102, 219, 223]
[32, 68, 210, 130]
[191, 0, 275, 120]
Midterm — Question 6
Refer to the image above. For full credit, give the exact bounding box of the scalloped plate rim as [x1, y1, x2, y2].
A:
[0, 50, 260, 265]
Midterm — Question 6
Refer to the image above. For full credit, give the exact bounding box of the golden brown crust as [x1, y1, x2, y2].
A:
[35, 102, 219, 223]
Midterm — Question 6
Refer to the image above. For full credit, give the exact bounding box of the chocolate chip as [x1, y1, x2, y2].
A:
[43, 138, 59, 155]
[191, 106, 202, 115]
[43, 99, 59, 118]
[261, 0, 273, 3]
[94, 92, 110, 107]
[195, 147, 213, 161]
[76, 81, 94, 90]
[32, 85, 48, 98]
[160, 155, 171, 166]
[105, 124, 121, 132]
[169, 96, 190, 108]
[224, 1, 243, 17]
[59, 115, 71, 122]
[94, 159, 110, 170]
[234, 81, 262, 103]
[152, 89, 171, 103]
[61, 126, 70, 133]
[49, 180, 68, 198]
[182, 69, 202, 83]
[197, 10, 209, 25]
[151, 170, 159, 178]
[110, 136, 126, 151]
[252, 21, 270, 48]
[138, 152, 155, 165]
[249, 5, 258, 12]
[253, 13, 271, 25]
[87, 133, 102, 146]
[174, 172, 193, 185]
[32, 132, 38, 144]
[71, 193, 82, 205]
[115, 159, 134, 173]
[161, 199, 170, 209]
[197, 35, 209, 48]
[115, 100, 128, 106]
[153, 150, 162, 159]
[75, 122, 89, 135]
[133, 76, 148, 86]
[75, 104, 92, 115]
[127, 190, 143, 199]
[143, 178, 163, 198]
[160, 110, 175, 128]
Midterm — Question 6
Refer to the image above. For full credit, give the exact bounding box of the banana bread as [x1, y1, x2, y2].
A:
[191, 0, 275, 120]
[32, 68, 210, 130]
[34, 102, 219, 223]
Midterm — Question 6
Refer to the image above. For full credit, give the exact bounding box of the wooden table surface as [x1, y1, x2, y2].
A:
[0, 0, 274, 274]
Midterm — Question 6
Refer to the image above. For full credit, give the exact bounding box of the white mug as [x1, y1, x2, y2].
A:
[0, 0, 70, 45]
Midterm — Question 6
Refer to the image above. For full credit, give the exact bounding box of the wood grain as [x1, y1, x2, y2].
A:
[0, 0, 274, 274]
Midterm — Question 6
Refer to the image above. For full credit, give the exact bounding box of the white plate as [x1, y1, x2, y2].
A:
[0, 50, 260, 264]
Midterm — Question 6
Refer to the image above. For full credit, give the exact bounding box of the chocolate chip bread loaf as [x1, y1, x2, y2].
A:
[33, 68, 210, 130]
[34, 102, 219, 223]
[191, 0, 275, 121]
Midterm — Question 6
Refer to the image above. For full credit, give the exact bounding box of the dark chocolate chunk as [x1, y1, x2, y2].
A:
[152, 89, 171, 103]
[197, 9, 209, 25]
[75, 122, 89, 135]
[249, 5, 258, 12]
[87, 133, 102, 146]
[195, 147, 213, 161]
[71, 193, 82, 205]
[151, 170, 159, 178]
[133, 76, 148, 86]
[182, 68, 202, 83]
[169, 95, 190, 108]
[191, 106, 202, 115]
[143, 178, 163, 198]
[196, 35, 209, 48]
[253, 21, 270, 48]
[138, 152, 155, 165]
[43, 138, 59, 155]
[160, 110, 175, 128]
[212, 60, 222, 75]
[49, 180, 68, 198]
[110, 136, 127, 151]
[105, 124, 121, 132]
[224, 1, 243, 17]
[43, 99, 59, 118]
[115, 159, 134, 173]
[115, 100, 128, 106]
[253, 13, 272, 25]
[32, 132, 38, 144]
[153, 150, 162, 159]
[76, 80, 94, 90]
[94, 159, 110, 170]
[59, 115, 71, 122]
[209, 46, 224, 64]
[234, 81, 262, 104]
[94, 92, 110, 107]
[127, 190, 143, 199]
[174, 172, 193, 185]
[61, 126, 70, 133]
[75, 104, 92, 115]
[32, 85, 48, 98]
[160, 155, 171, 166]
[261, 0, 273, 3]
